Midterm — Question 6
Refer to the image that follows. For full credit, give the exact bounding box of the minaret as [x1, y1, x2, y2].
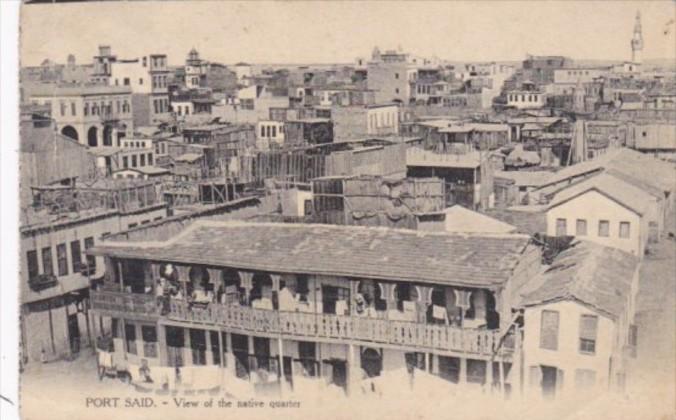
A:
[631, 11, 643, 64]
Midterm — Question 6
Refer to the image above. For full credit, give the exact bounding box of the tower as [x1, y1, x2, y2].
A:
[631, 11, 643, 64]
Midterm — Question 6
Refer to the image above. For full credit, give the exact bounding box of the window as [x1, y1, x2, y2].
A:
[71, 102, 76, 116]
[83, 237, 95, 270]
[141, 326, 158, 358]
[619, 222, 630, 238]
[128, 223, 138, 229]
[395, 88, 400, 94]
[26, 250, 39, 281]
[598, 220, 610, 237]
[148, 153, 153, 165]
[122, 156, 129, 168]
[70, 240, 81, 272]
[576, 219, 587, 236]
[555, 218, 567, 236]
[56, 243, 68, 276]
[131, 155, 137, 168]
[125, 323, 137, 355]
[123, 77, 130, 86]
[394, 73, 399, 79]
[84, 103, 89, 116]
[139, 78, 144, 85]
[41, 247, 54, 276]
[575, 369, 596, 389]
[271, 126, 276, 137]
[140, 154, 146, 167]
[540, 310, 559, 350]
[579, 314, 598, 354]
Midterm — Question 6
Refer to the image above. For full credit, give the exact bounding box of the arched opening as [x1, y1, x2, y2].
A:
[61, 125, 78, 141]
[87, 126, 98, 147]
[394, 283, 419, 311]
[103, 125, 113, 146]
[187, 265, 211, 297]
[250, 273, 273, 308]
[217, 269, 242, 305]
[357, 279, 386, 313]
[360, 348, 382, 378]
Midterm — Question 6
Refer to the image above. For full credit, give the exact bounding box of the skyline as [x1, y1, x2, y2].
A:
[20, 1, 676, 67]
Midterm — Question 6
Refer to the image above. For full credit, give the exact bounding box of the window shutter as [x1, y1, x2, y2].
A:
[540, 310, 559, 350]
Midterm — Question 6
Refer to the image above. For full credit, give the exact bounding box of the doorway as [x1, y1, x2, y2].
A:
[67, 314, 81, 355]
[541, 365, 558, 399]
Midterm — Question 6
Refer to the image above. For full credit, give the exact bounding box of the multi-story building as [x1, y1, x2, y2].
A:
[88, 221, 541, 395]
[110, 54, 171, 126]
[521, 241, 640, 399]
[367, 48, 419, 104]
[20, 181, 168, 364]
[331, 103, 399, 141]
[27, 83, 134, 148]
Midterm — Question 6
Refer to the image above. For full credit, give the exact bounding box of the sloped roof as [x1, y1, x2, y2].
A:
[436, 205, 517, 234]
[548, 173, 655, 216]
[495, 170, 553, 187]
[89, 221, 532, 288]
[520, 241, 638, 320]
[175, 153, 203, 163]
[482, 206, 548, 236]
[538, 148, 675, 195]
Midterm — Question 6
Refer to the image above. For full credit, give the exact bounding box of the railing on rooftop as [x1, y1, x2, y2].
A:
[91, 290, 513, 358]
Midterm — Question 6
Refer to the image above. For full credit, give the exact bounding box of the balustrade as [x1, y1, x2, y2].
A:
[91, 290, 508, 357]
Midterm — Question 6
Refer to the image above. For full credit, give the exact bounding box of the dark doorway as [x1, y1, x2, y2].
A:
[541, 365, 558, 399]
[67, 313, 80, 355]
[87, 126, 98, 147]
[360, 347, 382, 378]
[165, 326, 184, 367]
[231, 333, 249, 378]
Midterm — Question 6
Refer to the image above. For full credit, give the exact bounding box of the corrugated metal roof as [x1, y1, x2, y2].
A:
[90, 221, 531, 288]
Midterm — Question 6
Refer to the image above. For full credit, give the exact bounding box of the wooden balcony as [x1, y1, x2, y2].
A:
[90, 290, 159, 322]
[90, 290, 512, 358]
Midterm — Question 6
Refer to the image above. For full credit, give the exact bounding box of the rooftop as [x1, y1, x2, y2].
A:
[90, 220, 532, 288]
[406, 148, 483, 169]
[548, 172, 656, 216]
[520, 240, 638, 320]
[28, 83, 132, 97]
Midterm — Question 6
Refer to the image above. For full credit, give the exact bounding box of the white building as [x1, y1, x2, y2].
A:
[506, 91, 546, 109]
[256, 120, 285, 150]
[520, 241, 640, 399]
[546, 173, 659, 257]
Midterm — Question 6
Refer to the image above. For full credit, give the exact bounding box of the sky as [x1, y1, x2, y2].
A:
[19, 0, 676, 67]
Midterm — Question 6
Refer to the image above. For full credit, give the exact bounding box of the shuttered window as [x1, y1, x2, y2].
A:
[579, 314, 598, 354]
[41, 247, 54, 276]
[540, 310, 559, 350]
[556, 218, 567, 236]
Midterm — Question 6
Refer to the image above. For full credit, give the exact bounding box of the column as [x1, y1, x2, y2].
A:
[277, 337, 284, 391]
[184, 327, 192, 366]
[239, 271, 254, 305]
[217, 331, 225, 368]
[349, 280, 359, 316]
[158, 324, 168, 366]
[270, 274, 281, 311]
[205, 329, 213, 365]
[347, 343, 358, 397]
[379, 282, 397, 315]
[417, 285, 433, 324]
[224, 332, 236, 377]
[459, 357, 467, 384]
[486, 359, 494, 392]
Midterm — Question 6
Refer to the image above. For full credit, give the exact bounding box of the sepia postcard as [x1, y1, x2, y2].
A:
[2, 1, 675, 419]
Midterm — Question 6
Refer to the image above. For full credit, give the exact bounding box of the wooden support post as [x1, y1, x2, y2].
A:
[118, 261, 125, 292]
[184, 327, 192, 367]
[347, 343, 356, 397]
[499, 360, 505, 394]
[218, 330, 225, 368]
[486, 359, 494, 393]
[459, 357, 467, 384]
[426, 352, 431, 373]
[277, 337, 284, 392]
[349, 279, 359, 316]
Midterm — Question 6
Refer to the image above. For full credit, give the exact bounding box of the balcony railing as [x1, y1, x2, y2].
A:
[91, 290, 159, 321]
[91, 290, 510, 357]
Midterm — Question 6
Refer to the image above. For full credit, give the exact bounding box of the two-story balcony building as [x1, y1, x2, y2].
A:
[88, 221, 541, 396]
